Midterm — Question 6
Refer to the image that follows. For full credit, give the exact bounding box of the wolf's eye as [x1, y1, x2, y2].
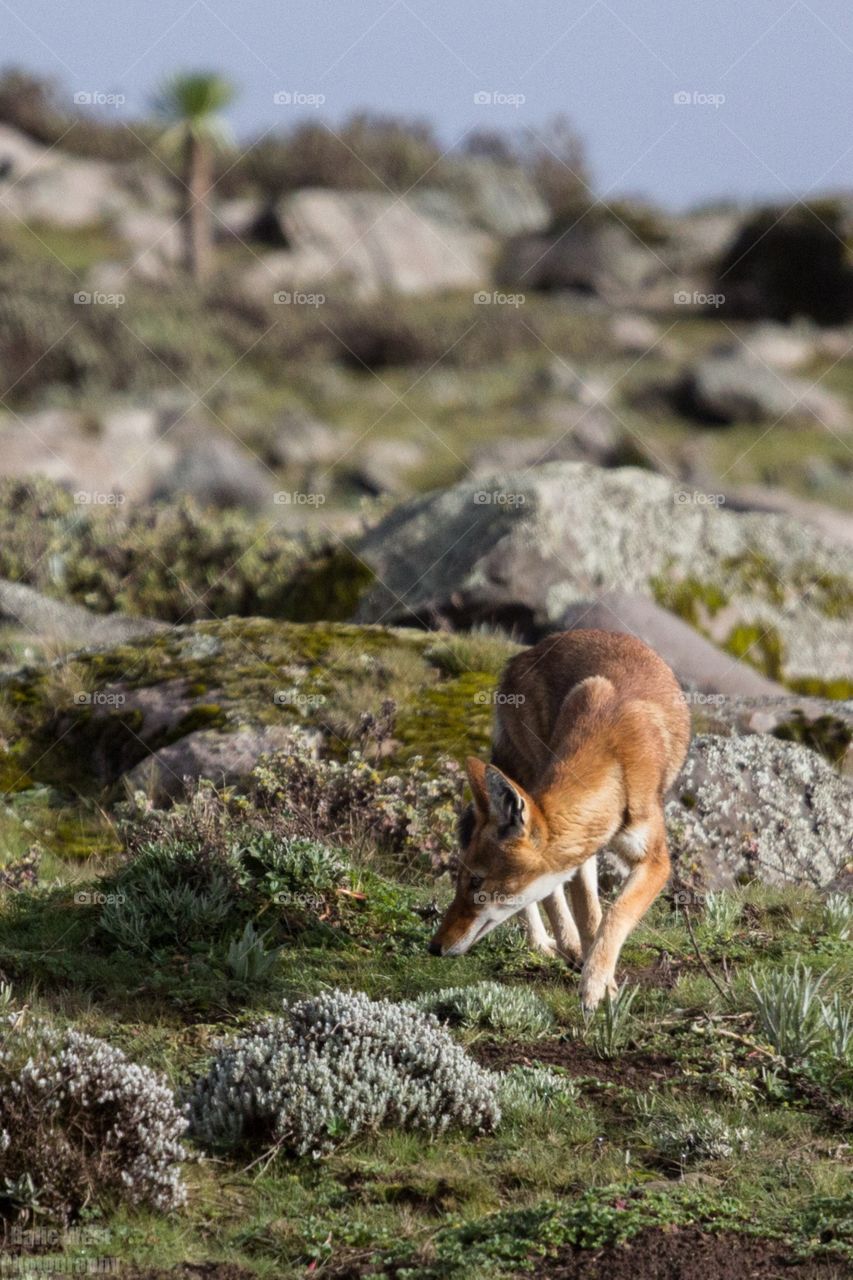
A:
[469, 875, 484, 892]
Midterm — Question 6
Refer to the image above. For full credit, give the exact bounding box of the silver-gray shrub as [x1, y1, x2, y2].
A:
[417, 981, 554, 1038]
[656, 1110, 751, 1165]
[0, 1015, 187, 1221]
[636, 1093, 751, 1166]
[186, 990, 501, 1157]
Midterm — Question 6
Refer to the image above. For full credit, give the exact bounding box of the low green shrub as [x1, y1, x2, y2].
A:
[225, 921, 281, 983]
[0, 478, 365, 623]
[823, 893, 852, 941]
[98, 840, 236, 953]
[100, 790, 423, 956]
[702, 890, 742, 940]
[584, 984, 640, 1058]
[750, 962, 828, 1063]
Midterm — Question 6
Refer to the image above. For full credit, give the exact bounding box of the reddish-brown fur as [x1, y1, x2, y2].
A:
[429, 630, 691, 1010]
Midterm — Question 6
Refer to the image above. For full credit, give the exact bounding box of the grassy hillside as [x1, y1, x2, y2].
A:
[0, 622, 849, 1277]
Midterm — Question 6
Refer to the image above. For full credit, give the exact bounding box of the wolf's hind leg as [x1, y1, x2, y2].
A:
[521, 903, 559, 957]
[568, 856, 602, 958]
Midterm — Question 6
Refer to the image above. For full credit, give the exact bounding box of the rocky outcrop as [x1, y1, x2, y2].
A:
[0, 125, 125, 227]
[354, 462, 853, 687]
[666, 734, 853, 889]
[0, 124, 171, 230]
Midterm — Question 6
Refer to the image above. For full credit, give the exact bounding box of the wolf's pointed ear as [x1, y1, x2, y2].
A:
[485, 765, 527, 834]
[465, 757, 489, 816]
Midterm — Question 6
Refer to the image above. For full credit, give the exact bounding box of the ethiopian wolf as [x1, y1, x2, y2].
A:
[429, 630, 690, 1011]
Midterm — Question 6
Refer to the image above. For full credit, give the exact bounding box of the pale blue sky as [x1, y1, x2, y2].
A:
[5, 0, 853, 209]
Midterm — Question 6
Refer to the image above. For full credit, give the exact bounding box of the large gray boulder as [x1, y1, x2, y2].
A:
[0, 405, 176, 502]
[354, 462, 853, 687]
[0, 124, 131, 228]
[556, 593, 785, 699]
[500, 220, 662, 301]
[674, 352, 849, 429]
[242, 188, 496, 300]
[666, 734, 853, 889]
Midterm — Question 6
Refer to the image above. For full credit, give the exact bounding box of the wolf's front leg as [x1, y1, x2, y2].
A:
[521, 892, 581, 963]
[579, 817, 670, 1012]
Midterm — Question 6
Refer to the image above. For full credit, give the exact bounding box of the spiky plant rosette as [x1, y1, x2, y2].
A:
[187, 989, 501, 1157]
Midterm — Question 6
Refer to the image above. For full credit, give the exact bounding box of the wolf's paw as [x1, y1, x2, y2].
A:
[528, 935, 560, 959]
[530, 936, 583, 968]
[579, 965, 618, 1014]
[555, 940, 584, 970]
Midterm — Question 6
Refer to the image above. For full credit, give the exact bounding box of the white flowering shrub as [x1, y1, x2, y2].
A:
[187, 990, 500, 1157]
[499, 1065, 579, 1118]
[0, 1016, 187, 1222]
[417, 981, 554, 1038]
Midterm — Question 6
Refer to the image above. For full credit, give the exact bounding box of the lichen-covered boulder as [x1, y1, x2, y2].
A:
[666, 734, 853, 889]
[0, 619, 499, 799]
[355, 462, 853, 691]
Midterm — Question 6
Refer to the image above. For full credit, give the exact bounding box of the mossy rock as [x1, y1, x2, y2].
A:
[0, 619, 515, 798]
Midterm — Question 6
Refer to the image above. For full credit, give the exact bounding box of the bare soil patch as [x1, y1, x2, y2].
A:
[520, 1225, 850, 1279]
[472, 1037, 680, 1087]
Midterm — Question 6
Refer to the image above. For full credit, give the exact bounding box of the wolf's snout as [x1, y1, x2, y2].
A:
[427, 938, 443, 956]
